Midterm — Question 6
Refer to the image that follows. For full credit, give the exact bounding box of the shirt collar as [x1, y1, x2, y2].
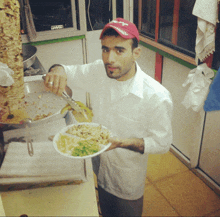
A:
[107, 62, 144, 101]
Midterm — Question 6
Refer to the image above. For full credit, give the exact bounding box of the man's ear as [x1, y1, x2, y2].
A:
[133, 46, 141, 60]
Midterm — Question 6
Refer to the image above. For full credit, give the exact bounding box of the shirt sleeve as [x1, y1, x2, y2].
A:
[143, 92, 173, 154]
[61, 59, 104, 93]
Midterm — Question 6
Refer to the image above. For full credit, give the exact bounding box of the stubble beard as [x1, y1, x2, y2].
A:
[105, 64, 128, 80]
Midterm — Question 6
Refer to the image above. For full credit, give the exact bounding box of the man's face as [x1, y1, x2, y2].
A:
[101, 36, 140, 81]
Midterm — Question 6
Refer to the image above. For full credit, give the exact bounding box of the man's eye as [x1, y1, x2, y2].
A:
[102, 48, 109, 53]
[117, 49, 124, 54]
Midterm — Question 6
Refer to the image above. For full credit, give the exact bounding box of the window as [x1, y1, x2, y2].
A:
[20, 0, 78, 33]
[85, 0, 112, 31]
[85, 0, 123, 31]
[116, 0, 124, 18]
[32, 0, 74, 31]
[133, 0, 139, 31]
[158, 0, 197, 57]
[134, 0, 197, 58]
[20, 0, 85, 43]
[159, 0, 174, 43]
[212, 9, 220, 71]
[142, 0, 156, 38]
[133, 0, 156, 38]
[177, 0, 197, 53]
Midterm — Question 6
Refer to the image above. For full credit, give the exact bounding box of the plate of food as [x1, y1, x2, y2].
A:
[53, 122, 112, 159]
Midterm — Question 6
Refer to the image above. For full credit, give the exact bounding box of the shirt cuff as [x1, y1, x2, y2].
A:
[143, 137, 171, 154]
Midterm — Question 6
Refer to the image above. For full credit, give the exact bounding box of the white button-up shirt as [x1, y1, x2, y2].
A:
[63, 59, 173, 200]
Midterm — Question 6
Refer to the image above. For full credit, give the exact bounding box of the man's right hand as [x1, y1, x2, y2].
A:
[44, 65, 67, 96]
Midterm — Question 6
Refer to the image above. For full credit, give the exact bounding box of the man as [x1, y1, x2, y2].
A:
[44, 18, 173, 216]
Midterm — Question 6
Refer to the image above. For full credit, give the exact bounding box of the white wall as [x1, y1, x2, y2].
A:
[35, 39, 84, 72]
[34, 39, 86, 103]
[86, 30, 102, 63]
[162, 57, 205, 160]
[199, 111, 220, 185]
[137, 45, 156, 78]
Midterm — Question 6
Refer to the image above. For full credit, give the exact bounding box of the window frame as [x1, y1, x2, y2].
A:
[21, 0, 87, 43]
[137, 0, 197, 66]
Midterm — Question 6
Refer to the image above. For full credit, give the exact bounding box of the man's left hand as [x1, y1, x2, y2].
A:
[106, 137, 145, 154]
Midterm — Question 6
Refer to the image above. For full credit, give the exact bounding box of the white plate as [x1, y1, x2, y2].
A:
[53, 122, 112, 159]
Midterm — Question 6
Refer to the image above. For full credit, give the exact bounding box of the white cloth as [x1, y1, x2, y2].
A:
[182, 63, 214, 112]
[62, 59, 173, 200]
[0, 62, 14, 86]
[192, 0, 219, 62]
[1, 117, 87, 184]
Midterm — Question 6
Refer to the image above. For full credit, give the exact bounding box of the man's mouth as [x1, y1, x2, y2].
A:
[107, 66, 118, 71]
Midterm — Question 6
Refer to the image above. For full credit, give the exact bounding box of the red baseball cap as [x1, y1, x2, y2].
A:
[100, 18, 139, 41]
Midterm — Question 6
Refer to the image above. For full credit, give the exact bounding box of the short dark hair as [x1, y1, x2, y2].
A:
[101, 28, 139, 50]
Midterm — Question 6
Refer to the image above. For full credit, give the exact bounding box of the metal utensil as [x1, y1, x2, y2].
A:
[20, 118, 34, 156]
[42, 75, 88, 119]
[22, 44, 37, 70]
[61, 92, 87, 119]
[86, 92, 92, 110]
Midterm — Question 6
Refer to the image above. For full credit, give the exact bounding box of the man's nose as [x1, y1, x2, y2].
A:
[107, 51, 116, 63]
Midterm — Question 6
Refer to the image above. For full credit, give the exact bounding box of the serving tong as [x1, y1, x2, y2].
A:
[61, 91, 88, 120]
[42, 75, 88, 119]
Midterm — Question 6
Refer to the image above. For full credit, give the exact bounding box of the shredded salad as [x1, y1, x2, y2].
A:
[55, 124, 110, 157]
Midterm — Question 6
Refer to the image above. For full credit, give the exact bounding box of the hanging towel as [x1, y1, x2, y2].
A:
[192, 0, 219, 62]
[204, 67, 220, 111]
[182, 63, 214, 112]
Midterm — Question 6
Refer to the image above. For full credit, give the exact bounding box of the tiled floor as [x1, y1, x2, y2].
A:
[95, 151, 220, 217]
[143, 151, 220, 217]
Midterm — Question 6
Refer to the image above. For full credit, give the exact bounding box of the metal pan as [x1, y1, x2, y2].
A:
[22, 44, 37, 70]
[0, 80, 67, 128]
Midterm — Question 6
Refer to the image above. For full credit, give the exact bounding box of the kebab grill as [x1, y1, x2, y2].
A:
[0, 0, 68, 126]
[0, 1, 93, 127]
[0, 0, 26, 124]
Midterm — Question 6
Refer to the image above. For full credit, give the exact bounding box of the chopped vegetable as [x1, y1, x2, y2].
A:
[55, 124, 111, 157]
[56, 133, 101, 157]
[71, 140, 100, 156]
